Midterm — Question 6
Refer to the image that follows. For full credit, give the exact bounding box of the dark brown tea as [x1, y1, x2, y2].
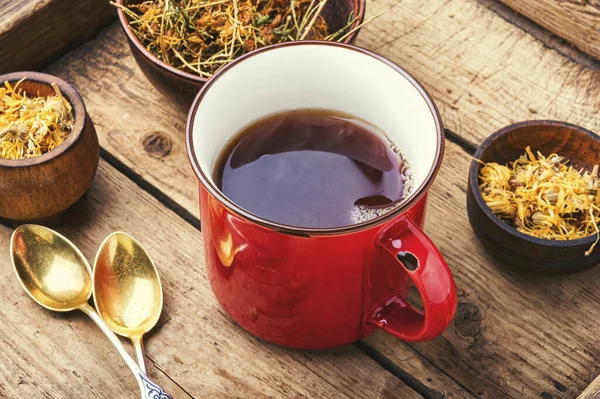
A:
[214, 109, 412, 228]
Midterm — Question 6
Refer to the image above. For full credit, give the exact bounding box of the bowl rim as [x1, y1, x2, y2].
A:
[185, 40, 445, 236]
[115, 0, 367, 84]
[0, 71, 86, 168]
[469, 119, 600, 248]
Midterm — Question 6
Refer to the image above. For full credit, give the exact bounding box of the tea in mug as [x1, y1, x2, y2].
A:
[214, 109, 412, 228]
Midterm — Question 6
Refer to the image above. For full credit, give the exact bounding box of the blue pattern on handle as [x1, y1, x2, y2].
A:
[141, 373, 172, 399]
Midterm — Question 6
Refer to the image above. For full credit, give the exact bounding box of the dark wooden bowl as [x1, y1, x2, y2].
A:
[116, 0, 366, 109]
[0, 72, 100, 224]
[467, 121, 600, 273]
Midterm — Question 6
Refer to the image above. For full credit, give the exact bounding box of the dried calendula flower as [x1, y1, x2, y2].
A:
[478, 162, 516, 218]
[478, 146, 600, 256]
[0, 79, 74, 160]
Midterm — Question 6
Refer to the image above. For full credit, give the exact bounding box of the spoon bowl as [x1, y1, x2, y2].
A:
[11, 224, 92, 311]
[93, 232, 163, 372]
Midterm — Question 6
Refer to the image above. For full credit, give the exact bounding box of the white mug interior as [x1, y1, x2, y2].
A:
[189, 42, 442, 227]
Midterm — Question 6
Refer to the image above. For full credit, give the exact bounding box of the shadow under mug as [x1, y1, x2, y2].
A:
[186, 41, 457, 349]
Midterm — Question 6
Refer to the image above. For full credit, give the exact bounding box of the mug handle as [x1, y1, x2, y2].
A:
[370, 215, 457, 342]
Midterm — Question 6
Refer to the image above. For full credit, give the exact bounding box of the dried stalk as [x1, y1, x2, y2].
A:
[114, 0, 386, 78]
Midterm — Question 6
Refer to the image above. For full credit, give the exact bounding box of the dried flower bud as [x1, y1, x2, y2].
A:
[509, 176, 525, 188]
[531, 211, 545, 225]
[543, 190, 558, 204]
[270, 14, 282, 27]
[513, 217, 524, 229]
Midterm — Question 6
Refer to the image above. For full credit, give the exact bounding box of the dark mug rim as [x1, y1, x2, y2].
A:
[186, 41, 445, 236]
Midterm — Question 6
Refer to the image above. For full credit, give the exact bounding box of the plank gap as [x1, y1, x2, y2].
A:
[354, 340, 443, 399]
[145, 355, 196, 399]
[476, 0, 600, 72]
[445, 129, 477, 155]
[99, 147, 200, 230]
[399, 340, 483, 399]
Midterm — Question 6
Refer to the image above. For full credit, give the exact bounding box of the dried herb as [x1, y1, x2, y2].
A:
[113, 0, 384, 77]
[0, 79, 74, 160]
[479, 147, 600, 255]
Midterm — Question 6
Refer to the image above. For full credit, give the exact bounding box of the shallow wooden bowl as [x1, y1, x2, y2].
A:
[466, 121, 600, 273]
[115, 0, 366, 109]
[0, 72, 100, 224]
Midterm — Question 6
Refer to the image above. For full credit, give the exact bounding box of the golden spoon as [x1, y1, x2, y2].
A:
[93, 232, 163, 374]
[10, 225, 172, 399]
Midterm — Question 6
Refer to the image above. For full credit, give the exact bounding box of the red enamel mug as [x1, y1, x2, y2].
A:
[186, 41, 457, 349]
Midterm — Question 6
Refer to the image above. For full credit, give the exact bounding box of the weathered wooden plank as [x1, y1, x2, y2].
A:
[46, 25, 195, 211]
[0, 0, 115, 73]
[355, 0, 600, 146]
[0, 297, 190, 399]
[0, 160, 419, 399]
[578, 374, 600, 399]
[492, 0, 600, 61]
[40, 0, 600, 396]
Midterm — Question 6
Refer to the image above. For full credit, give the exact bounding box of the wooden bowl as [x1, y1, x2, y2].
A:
[466, 121, 600, 273]
[0, 72, 100, 224]
[115, 0, 366, 109]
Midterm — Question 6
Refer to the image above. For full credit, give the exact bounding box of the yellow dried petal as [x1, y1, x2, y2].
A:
[478, 147, 600, 255]
[0, 79, 73, 160]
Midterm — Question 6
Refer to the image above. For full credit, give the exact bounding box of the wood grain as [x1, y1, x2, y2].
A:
[492, 0, 600, 61]
[41, 0, 600, 397]
[354, 0, 600, 148]
[0, 160, 419, 399]
[43, 24, 475, 396]
[0, 0, 114, 73]
[40, 3, 600, 395]
[47, 27, 195, 211]
[475, 0, 600, 73]
[579, 374, 600, 399]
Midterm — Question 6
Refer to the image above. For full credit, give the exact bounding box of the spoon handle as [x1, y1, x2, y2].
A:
[80, 303, 172, 399]
[132, 336, 148, 374]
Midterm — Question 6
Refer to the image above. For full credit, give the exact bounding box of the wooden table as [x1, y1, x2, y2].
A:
[1, 0, 599, 398]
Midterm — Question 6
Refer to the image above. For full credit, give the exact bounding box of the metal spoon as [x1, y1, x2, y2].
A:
[10, 225, 172, 399]
[93, 232, 163, 374]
